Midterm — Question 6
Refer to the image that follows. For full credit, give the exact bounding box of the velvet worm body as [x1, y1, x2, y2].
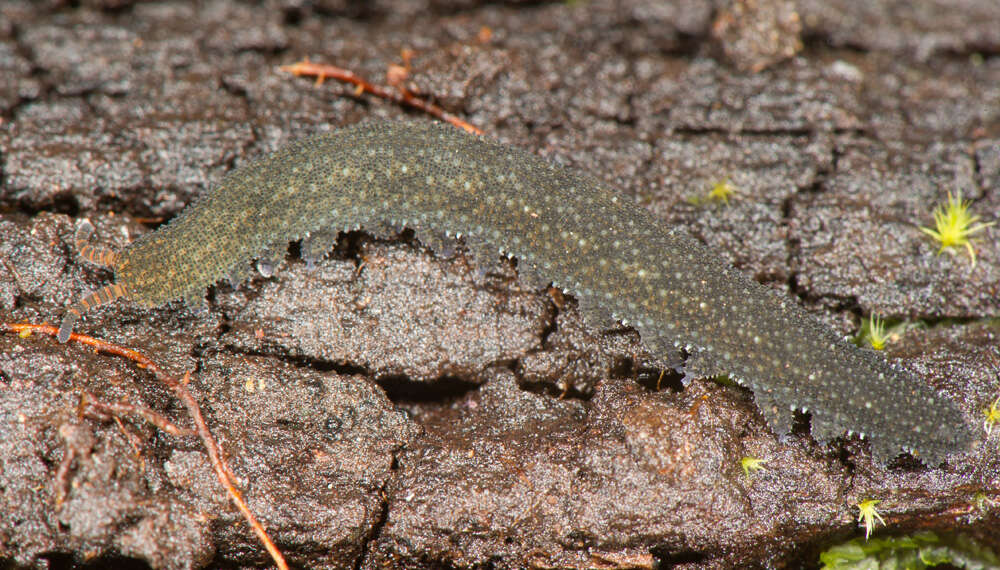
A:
[60, 121, 973, 463]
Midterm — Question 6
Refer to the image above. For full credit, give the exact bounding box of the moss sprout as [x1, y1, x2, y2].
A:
[739, 456, 768, 479]
[857, 314, 890, 351]
[855, 499, 886, 540]
[708, 178, 736, 203]
[984, 395, 1000, 436]
[973, 491, 997, 513]
[688, 177, 737, 205]
[919, 190, 995, 267]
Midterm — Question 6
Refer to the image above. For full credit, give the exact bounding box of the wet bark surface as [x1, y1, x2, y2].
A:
[1, 0, 999, 568]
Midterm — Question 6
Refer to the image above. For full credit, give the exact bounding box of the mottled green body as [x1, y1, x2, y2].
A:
[112, 121, 970, 462]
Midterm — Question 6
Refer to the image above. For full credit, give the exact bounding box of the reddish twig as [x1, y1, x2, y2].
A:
[280, 57, 484, 136]
[113, 415, 146, 462]
[79, 391, 196, 437]
[1, 322, 288, 570]
[53, 426, 87, 508]
[53, 449, 76, 507]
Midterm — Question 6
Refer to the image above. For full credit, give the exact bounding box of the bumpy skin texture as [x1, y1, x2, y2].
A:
[99, 121, 971, 463]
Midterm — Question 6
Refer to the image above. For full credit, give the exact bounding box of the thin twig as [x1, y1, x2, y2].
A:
[1, 322, 288, 570]
[280, 58, 484, 135]
[80, 392, 196, 437]
[53, 431, 81, 508]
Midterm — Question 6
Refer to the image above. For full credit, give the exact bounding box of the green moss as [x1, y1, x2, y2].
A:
[820, 532, 999, 570]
